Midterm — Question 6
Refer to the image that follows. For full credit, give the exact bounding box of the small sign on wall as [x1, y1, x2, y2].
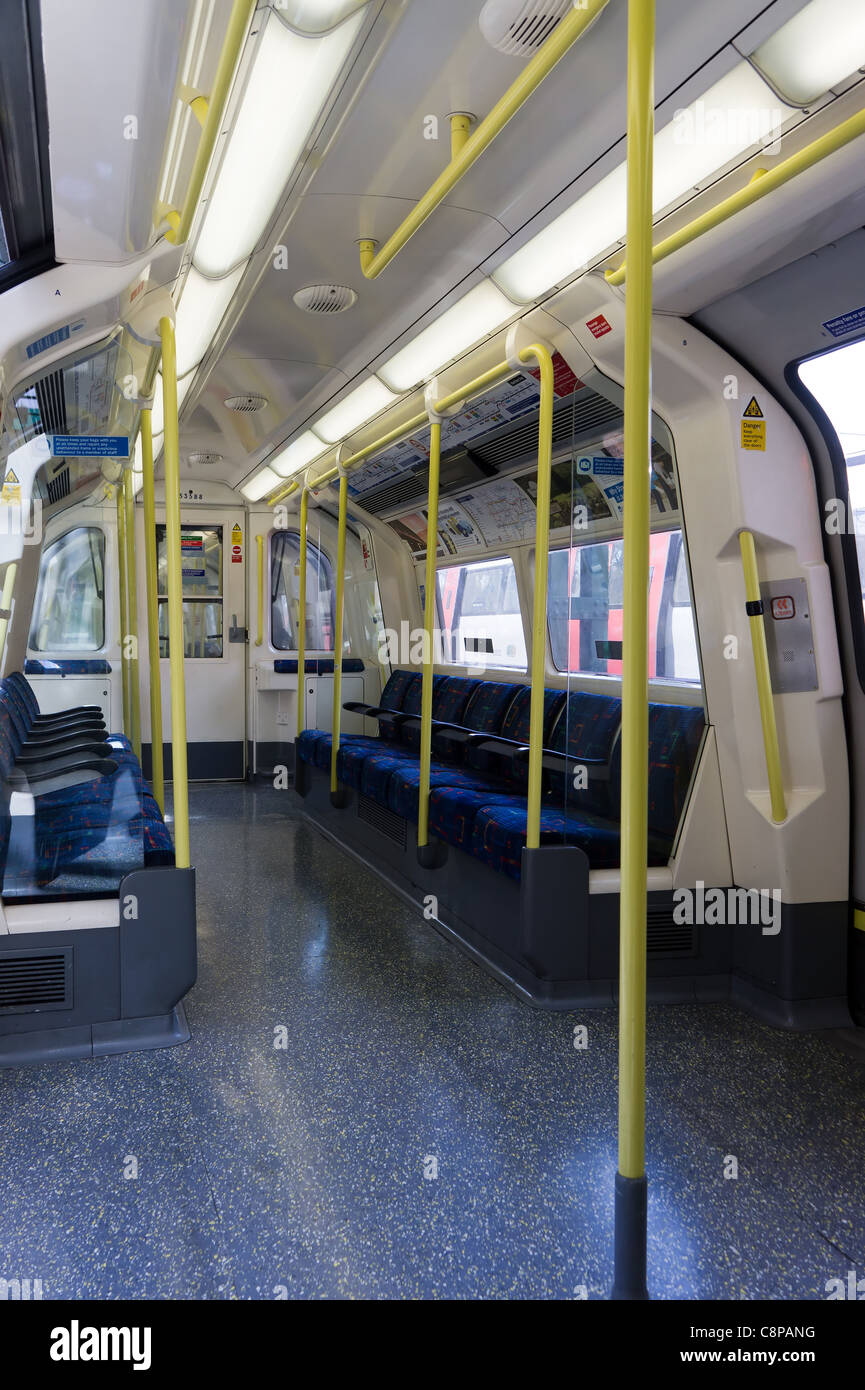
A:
[231, 522, 243, 563]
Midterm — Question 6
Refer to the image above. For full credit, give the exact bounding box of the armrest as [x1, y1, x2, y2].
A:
[512, 746, 610, 777]
[11, 756, 118, 786]
[17, 739, 111, 765]
[22, 720, 106, 744]
[21, 725, 106, 750]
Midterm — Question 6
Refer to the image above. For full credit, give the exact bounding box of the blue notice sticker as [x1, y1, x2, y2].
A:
[822, 305, 865, 339]
[26, 325, 71, 359]
[49, 435, 130, 458]
[577, 454, 625, 476]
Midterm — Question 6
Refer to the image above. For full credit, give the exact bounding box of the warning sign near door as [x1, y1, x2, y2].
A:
[231, 522, 243, 563]
[1, 469, 21, 502]
[741, 395, 766, 451]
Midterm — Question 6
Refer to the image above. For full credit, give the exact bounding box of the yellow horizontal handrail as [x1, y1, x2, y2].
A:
[165, 0, 257, 248]
[266, 358, 525, 508]
[359, 0, 610, 279]
[606, 102, 865, 286]
[739, 530, 787, 824]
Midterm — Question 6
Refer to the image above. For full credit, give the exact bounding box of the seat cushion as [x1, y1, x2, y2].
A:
[471, 802, 625, 881]
[385, 761, 507, 821]
[428, 782, 523, 851]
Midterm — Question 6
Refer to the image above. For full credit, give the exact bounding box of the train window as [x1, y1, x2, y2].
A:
[547, 530, 700, 682]
[29, 526, 105, 651]
[799, 340, 865, 622]
[435, 557, 527, 669]
[156, 525, 224, 658]
[270, 530, 335, 652]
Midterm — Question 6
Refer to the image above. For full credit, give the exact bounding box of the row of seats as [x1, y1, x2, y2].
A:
[0, 672, 173, 899]
[297, 669, 705, 881]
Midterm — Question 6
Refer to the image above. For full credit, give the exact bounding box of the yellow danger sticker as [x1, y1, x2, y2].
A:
[2, 468, 21, 502]
[742, 395, 764, 419]
[741, 419, 766, 450]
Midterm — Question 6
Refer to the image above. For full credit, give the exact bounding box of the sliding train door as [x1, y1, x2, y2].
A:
[142, 492, 246, 781]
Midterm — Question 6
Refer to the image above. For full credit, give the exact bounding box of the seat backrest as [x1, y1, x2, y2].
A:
[460, 682, 521, 775]
[489, 685, 567, 789]
[400, 674, 449, 753]
[429, 676, 477, 757]
[546, 690, 623, 818]
[7, 671, 38, 721]
[0, 684, 31, 745]
[609, 701, 705, 844]
[378, 669, 420, 742]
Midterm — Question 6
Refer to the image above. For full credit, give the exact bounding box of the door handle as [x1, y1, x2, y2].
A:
[228, 613, 247, 643]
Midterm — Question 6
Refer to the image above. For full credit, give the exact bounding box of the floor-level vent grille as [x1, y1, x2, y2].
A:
[357, 794, 407, 847]
[646, 908, 694, 956]
[0, 949, 72, 1013]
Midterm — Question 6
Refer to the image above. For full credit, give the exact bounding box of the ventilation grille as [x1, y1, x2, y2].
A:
[294, 284, 357, 315]
[0, 949, 72, 1014]
[357, 794, 407, 847]
[187, 452, 223, 467]
[46, 465, 71, 505]
[480, 0, 572, 55]
[646, 907, 694, 956]
[224, 394, 268, 413]
[471, 392, 622, 470]
[34, 369, 67, 435]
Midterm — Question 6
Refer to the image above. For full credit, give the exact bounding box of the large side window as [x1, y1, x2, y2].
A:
[30, 527, 105, 651]
[799, 340, 865, 624]
[435, 557, 527, 670]
[270, 531, 335, 652]
[547, 530, 700, 683]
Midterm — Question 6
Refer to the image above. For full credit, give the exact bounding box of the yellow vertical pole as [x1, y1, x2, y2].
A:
[0, 561, 18, 668]
[141, 410, 165, 813]
[739, 530, 787, 823]
[123, 467, 142, 764]
[522, 345, 555, 851]
[297, 488, 310, 739]
[160, 316, 190, 869]
[329, 472, 348, 800]
[417, 421, 442, 853]
[613, 0, 654, 1302]
[116, 483, 130, 736]
[255, 534, 265, 646]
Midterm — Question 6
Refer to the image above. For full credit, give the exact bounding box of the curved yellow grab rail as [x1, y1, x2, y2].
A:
[140, 410, 165, 814]
[255, 534, 265, 646]
[739, 530, 787, 824]
[606, 102, 865, 286]
[613, 0, 654, 1305]
[0, 561, 18, 668]
[359, 0, 610, 279]
[329, 472, 349, 797]
[164, 0, 257, 247]
[159, 316, 191, 869]
[297, 489, 310, 740]
[123, 466, 142, 764]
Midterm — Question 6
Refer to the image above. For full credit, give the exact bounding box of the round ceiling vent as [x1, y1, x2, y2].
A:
[479, 0, 573, 55]
[293, 283, 358, 315]
[223, 394, 268, 413]
[187, 451, 223, 467]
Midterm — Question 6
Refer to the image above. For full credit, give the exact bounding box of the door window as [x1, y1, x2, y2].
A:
[155, 525, 224, 657]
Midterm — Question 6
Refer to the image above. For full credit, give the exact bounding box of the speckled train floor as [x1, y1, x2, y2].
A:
[1, 782, 863, 1300]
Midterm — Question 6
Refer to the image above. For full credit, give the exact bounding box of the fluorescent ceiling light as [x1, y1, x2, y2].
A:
[494, 61, 789, 302]
[270, 430, 328, 478]
[313, 377, 399, 444]
[194, 8, 364, 277]
[378, 281, 519, 392]
[277, 0, 369, 31]
[175, 264, 246, 377]
[751, 0, 865, 106]
[149, 371, 195, 437]
[241, 465, 280, 501]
